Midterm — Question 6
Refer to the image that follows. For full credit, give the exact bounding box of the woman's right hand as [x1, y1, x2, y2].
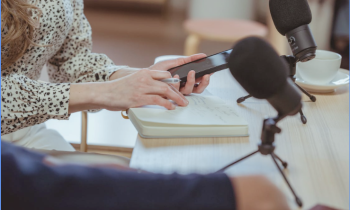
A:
[69, 69, 189, 113]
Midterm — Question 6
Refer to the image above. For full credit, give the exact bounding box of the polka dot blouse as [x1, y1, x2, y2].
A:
[1, 0, 127, 135]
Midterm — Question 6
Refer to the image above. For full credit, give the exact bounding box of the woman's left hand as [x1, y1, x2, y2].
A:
[149, 53, 211, 95]
[110, 53, 212, 95]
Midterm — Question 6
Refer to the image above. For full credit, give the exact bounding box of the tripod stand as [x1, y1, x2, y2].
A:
[236, 55, 316, 124]
[217, 115, 303, 208]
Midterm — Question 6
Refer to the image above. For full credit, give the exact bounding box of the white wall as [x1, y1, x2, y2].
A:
[308, 0, 335, 50]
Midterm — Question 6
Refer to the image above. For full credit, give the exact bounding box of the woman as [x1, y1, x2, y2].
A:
[1, 0, 211, 151]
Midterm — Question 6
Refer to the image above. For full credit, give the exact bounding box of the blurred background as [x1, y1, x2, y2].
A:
[43, 0, 349, 153]
[82, 0, 349, 69]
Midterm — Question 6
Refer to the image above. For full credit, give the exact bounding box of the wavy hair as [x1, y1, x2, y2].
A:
[1, 0, 41, 69]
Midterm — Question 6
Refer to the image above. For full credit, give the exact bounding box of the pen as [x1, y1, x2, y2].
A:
[160, 78, 189, 105]
[160, 78, 181, 84]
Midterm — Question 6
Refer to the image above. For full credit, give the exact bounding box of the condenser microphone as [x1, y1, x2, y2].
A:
[269, 0, 317, 62]
[228, 37, 302, 117]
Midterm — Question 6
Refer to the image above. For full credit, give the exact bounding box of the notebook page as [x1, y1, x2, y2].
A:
[130, 95, 247, 126]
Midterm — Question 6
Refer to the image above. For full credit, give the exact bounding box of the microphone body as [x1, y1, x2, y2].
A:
[267, 79, 302, 116]
[228, 37, 302, 117]
[286, 25, 317, 62]
[226, 38, 304, 208]
[269, 0, 317, 62]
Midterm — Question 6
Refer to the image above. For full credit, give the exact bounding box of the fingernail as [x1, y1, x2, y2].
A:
[207, 76, 210, 82]
[183, 98, 189, 105]
[171, 104, 176, 110]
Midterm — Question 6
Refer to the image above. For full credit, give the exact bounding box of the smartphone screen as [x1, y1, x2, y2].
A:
[167, 49, 232, 83]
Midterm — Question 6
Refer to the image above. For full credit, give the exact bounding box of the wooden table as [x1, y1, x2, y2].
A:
[130, 69, 349, 210]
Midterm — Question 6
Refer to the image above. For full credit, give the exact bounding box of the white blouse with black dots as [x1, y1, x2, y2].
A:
[1, 0, 127, 135]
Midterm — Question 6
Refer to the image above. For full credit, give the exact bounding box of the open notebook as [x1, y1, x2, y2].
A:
[127, 95, 249, 138]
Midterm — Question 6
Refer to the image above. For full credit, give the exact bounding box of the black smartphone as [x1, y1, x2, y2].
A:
[167, 49, 232, 86]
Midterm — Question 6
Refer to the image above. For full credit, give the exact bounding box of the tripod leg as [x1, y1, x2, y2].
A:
[295, 83, 316, 102]
[271, 155, 303, 208]
[273, 153, 288, 169]
[216, 150, 259, 173]
[299, 109, 307, 124]
[237, 95, 252, 103]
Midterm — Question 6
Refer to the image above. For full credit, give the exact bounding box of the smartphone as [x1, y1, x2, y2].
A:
[167, 49, 232, 86]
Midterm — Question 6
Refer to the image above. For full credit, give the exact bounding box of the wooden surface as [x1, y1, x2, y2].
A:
[71, 143, 133, 158]
[45, 110, 138, 148]
[130, 69, 349, 210]
[80, 111, 88, 152]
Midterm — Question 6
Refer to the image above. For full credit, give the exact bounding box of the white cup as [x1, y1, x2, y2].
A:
[297, 50, 342, 85]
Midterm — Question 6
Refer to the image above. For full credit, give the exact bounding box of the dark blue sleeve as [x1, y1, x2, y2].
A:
[1, 142, 236, 210]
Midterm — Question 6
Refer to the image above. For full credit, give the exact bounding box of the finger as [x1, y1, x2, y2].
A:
[173, 74, 181, 90]
[148, 70, 172, 80]
[150, 54, 208, 71]
[194, 72, 214, 84]
[143, 95, 176, 110]
[193, 74, 210, 94]
[192, 72, 213, 88]
[168, 84, 188, 104]
[180, 70, 195, 95]
[147, 82, 188, 107]
[195, 77, 204, 84]
[176, 53, 207, 66]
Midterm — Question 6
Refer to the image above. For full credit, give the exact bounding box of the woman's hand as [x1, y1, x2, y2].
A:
[69, 69, 189, 113]
[149, 53, 212, 95]
[109, 54, 213, 95]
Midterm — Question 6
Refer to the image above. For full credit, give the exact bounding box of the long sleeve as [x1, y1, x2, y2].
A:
[1, 74, 70, 135]
[47, 0, 127, 84]
[1, 0, 126, 135]
[2, 141, 237, 210]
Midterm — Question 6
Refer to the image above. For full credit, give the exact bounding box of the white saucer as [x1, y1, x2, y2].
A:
[295, 69, 349, 93]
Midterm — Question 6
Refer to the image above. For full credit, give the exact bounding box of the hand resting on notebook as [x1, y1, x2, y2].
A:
[109, 53, 211, 95]
[69, 54, 212, 113]
[149, 53, 211, 95]
[69, 70, 188, 113]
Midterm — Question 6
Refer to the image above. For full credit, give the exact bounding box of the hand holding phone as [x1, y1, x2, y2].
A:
[149, 53, 212, 95]
[167, 49, 232, 87]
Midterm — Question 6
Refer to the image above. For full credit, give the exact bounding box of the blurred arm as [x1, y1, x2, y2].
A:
[2, 141, 236, 210]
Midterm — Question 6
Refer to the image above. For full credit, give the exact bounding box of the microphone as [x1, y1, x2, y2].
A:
[224, 37, 305, 207]
[228, 37, 302, 117]
[269, 0, 317, 62]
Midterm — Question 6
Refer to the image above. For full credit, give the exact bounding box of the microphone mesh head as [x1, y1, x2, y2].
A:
[269, 0, 312, 35]
[228, 37, 288, 99]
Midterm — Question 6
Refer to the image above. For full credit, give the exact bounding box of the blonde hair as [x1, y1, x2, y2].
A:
[1, 0, 41, 70]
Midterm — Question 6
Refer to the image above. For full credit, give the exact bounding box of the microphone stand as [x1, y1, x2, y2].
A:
[236, 55, 316, 124]
[216, 114, 303, 208]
